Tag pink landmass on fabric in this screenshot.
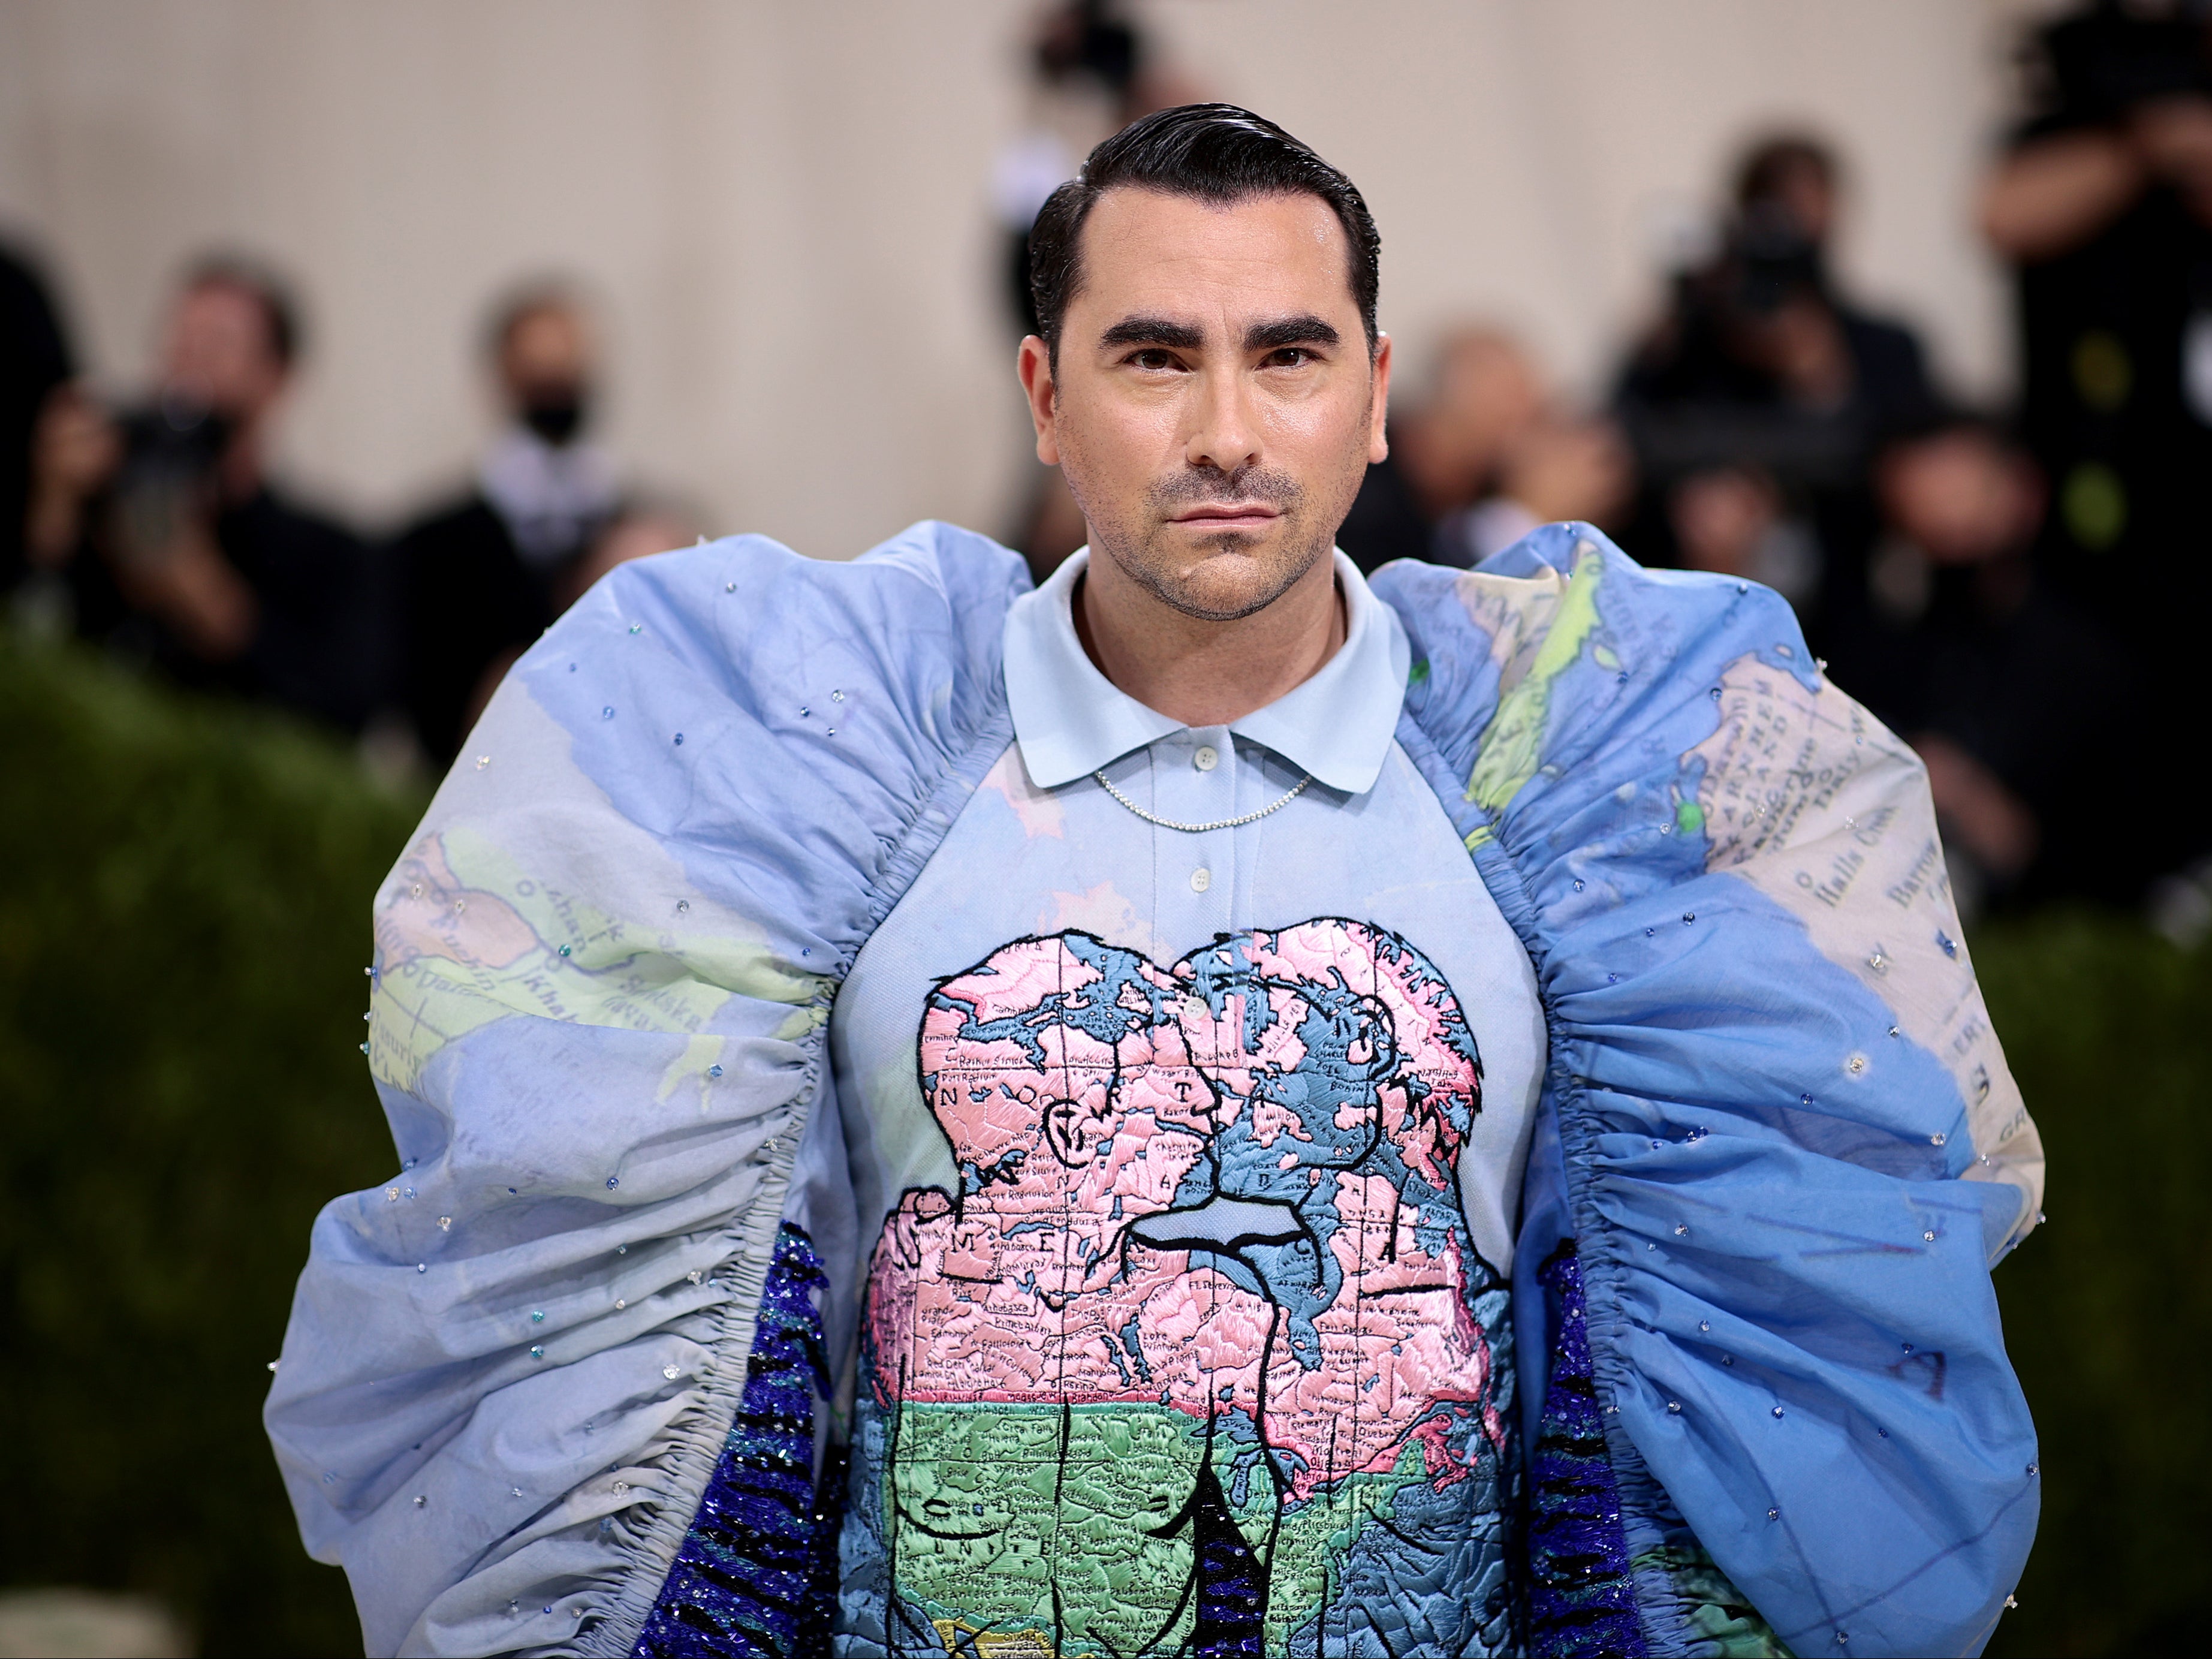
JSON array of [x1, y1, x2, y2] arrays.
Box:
[[863, 921, 1502, 1503]]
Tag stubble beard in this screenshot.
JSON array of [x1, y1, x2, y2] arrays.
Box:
[[1061, 378, 1376, 622], [1072, 463, 1339, 624]]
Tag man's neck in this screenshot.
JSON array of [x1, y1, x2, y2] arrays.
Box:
[[1072, 545, 1347, 728]]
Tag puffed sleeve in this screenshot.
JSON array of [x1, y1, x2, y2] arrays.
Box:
[[263, 523, 1026, 1655], [1381, 525, 2041, 1658]]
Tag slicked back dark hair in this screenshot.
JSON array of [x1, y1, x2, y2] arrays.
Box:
[[1028, 103, 1381, 368]]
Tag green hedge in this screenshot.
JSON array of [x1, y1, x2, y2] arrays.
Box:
[[0, 639, 417, 1655], [0, 639, 2202, 1655], [1975, 914, 2210, 1656]]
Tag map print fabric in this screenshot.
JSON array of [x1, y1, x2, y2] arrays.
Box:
[[848, 922, 1512, 1655], [821, 549, 1546, 1655]]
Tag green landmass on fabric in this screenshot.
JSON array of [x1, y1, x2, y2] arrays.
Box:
[[1631, 1541, 1795, 1657], [1461, 544, 1607, 849], [369, 823, 827, 1094], [890, 1403, 1198, 1659], [887, 1401, 1429, 1659]]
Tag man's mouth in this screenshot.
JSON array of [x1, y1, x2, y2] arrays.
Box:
[[1172, 503, 1282, 532]]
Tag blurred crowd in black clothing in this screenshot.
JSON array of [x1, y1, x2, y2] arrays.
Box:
[[1329, 2, 2212, 925], [0, 252, 695, 775], [5, 0, 2210, 922]]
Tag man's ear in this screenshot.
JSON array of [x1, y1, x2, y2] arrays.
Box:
[[1369, 332, 1393, 465], [1018, 335, 1061, 466]]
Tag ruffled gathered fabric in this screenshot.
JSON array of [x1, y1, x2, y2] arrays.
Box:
[[264, 523, 1022, 1655], [1379, 525, 2041, 1657]]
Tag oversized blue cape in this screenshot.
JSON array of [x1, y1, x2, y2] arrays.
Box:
[[266, 521, 2042, 1657]]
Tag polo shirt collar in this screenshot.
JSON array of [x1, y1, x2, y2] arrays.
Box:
[[1002, 547, 1410, 796]]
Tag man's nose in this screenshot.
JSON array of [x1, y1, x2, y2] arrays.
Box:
[[1184, 365, 1261, 478]]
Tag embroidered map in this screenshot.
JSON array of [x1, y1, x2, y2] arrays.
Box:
[[843, 920, 1515, 1657]]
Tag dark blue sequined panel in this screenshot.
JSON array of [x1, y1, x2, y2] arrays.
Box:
[[1528, 1244, 1647, 1659], [1189, 1456, 1265, 1657], [635, 1222, 836, 1659]]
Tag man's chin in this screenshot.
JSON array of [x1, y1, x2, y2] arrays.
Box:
[[1134, 528, 1321, 622]]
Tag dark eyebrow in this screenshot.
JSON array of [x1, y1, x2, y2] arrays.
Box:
[[1245, 314, 1340, 353], [1099, 315, 1205, 351]]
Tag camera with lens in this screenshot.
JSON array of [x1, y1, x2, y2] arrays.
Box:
[[103, 395, 232, 575], [1618, 209, 1860, 495], [1714, 204, 1827, 323]]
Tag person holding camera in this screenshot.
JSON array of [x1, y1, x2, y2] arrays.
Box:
[[1614, 136, 1937, 639], [1982, 1, 2212, 565], [22, 256, 376, 733], [1981, 0, 2212, 901]]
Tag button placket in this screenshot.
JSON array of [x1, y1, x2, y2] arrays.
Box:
[[1149, 728, 1238, 934]]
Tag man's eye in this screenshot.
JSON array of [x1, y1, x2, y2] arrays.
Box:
[[1128, 349, 1182, 371], [1265, 347, 1316, 368]]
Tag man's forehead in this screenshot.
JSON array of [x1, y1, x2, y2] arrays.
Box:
[[1074, 186, 1355, 320], [178, 282, 263, 326]]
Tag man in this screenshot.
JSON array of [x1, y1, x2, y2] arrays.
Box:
[[396, 285, 622, 763], [1830, 410, 2130, 914], [1335, 326, 1542, 573], [1979, 0, 2212, 897], [269, 107, 2041, 1658], [23, 257, 377, 731], [1614, 134, 1937, 639], [1336, 327, 1631, 578]]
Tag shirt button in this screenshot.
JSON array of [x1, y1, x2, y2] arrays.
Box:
[[1193, 745, 1219, 772], [1190, 868, 1212, 893]]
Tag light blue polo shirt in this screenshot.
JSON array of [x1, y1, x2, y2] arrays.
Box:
[[824, 548, 1545, 1657]]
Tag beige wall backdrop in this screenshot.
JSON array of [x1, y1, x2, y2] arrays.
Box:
[[0, 0, 2050, 558]]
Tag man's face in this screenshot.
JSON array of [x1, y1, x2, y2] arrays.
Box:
[[500, 305, 592, 406], [1880, 432, 2040, 565], [1762, 161, 1834, 248], [161, 281, 287, 424], [1021, 188, 1389, 622]]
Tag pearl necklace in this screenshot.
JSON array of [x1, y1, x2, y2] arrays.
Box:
[[1090, 769, 1312, 833]]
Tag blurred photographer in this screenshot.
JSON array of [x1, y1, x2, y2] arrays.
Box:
[[1337, 326, 1634, 573], [22, 256, 376, 732], [2, 238, 76, 598], [1981, 2, 2212, 893], [1831, 411, 2135, 915], [393, 284, 622, 765], [997, 1, 1207, 579], [1615, 135, 1936, 636]]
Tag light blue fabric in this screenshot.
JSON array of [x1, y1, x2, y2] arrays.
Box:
[[267, 518, 2039, 1658], [265, 523, 1022, 1655], [1378, 526, 2040, 1656]]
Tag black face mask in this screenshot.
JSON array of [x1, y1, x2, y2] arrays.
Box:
[[522, 389, 587, 446]]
